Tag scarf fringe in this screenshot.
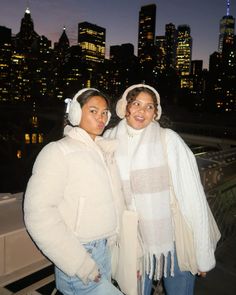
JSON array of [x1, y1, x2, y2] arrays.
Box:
[[145, 250, 175, 280]]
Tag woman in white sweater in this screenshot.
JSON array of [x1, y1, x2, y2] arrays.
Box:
[[104, 84, 221, 295], [24, 88, 124, 295]]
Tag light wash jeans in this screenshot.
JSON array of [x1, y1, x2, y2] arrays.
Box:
[[144, 250, 196, 295], [55, 239, 123, 295]]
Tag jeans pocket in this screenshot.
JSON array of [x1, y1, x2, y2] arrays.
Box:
[[55, 267, 97, 293]]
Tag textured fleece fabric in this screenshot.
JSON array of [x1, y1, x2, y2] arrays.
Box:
[[24, 127, 124, 283]]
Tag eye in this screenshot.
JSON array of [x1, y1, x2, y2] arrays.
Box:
[[147, 105, 154, 110], [132, 101, 140, 107], [102, 110, 109, 116], [90, 109, 97, 114]]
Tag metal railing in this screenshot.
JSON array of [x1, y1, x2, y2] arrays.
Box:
[[207, 178, 236, 244]]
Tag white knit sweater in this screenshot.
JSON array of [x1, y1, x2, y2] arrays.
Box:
[[165, 128, 218, 271]]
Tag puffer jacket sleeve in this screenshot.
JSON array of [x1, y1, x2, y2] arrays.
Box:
[[165, 129, 219, 272], [23, 142, 98, 283]]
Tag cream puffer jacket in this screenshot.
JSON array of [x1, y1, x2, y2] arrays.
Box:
[[24, 126, 124, 283]]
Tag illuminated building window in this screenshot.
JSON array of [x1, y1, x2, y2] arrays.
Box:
[[32, 116, 38, 127], [39, 133, 43, 143], [16, 150, 22, 159], [25, 133, 30, 144], [86, 80, 91, 88], [32, 133, 37, 144]]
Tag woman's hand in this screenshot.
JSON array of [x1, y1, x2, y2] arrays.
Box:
[[198, 272, 207, 278], [93, 272, 101, 282], [137, 270, 141, 280]]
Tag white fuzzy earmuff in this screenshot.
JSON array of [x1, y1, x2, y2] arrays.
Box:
[[105, 111, 111, 126], [116, 84, 162, 121]]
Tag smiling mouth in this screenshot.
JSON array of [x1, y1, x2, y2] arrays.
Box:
[[134, 116, 145, 122]]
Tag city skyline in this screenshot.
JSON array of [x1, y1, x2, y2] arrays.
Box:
[[0, 0, 236, 69]]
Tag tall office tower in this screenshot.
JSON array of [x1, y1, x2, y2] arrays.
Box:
[[54, 27, 70, 61], [0, 26, 11, 46], [78, 22, 105, 63], [0, 26, 12, 102], [165, 23, 177, 69], [176, 25, 192, 88], [109, 43, 140, 93], [56, 27, 70, 50], [218, 0, 235, 53], [33, 35, 53, 100], [216, 1, 236, 112], [110, 43, 134, 61], [191, 60, 203, 75], [53, 27, 70, 101], [138, 4, 156, 63], [209, 52, 223, 81], [14, 7, 39, 51], [156, 36, 166, 71], [61, 45, 87, 96], [190, 60, 205, 108], [222, 34, 235, 67], [11, 52, 30, 101], [208, 52, 224, 110]]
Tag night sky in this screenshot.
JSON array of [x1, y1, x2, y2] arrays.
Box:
[[0, 0, 235, 69]]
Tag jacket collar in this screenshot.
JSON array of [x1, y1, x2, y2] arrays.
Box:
[[64, 125, 117, 154]]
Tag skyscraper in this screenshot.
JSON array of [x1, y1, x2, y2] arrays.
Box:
[[57, 27, 70, 50], [176, 25, 192, 88], [78, 22, 105, 64], [165, 23, 177, 69], [0, 26, 12, 102], [218, 0, 235, 53], [138, 4, 156, 63], [155, 35, 166, 71], [14, 7, 39, 51]]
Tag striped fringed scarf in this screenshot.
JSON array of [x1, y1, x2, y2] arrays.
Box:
[[114, 120, 175, 280]]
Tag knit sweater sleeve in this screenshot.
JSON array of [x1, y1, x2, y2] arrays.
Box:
[[24, 142, 98, 283], [165, 129, 217, 272]]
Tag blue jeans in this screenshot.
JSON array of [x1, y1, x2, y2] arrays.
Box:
[[55, 239, 123, 295], [144, 250, 196, 295]]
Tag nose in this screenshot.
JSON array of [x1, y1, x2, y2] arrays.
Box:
[[96, 112, 106, 123], [138, 105, 145, 112]]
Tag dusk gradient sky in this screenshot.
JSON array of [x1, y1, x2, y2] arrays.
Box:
[[1, 0, 236, 69]]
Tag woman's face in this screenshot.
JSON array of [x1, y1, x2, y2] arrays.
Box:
[[126, 91, 156, 130], [79, 95, 109, 140]]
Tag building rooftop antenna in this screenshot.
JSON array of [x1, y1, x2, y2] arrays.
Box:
[[226, 0, 230, 16]]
